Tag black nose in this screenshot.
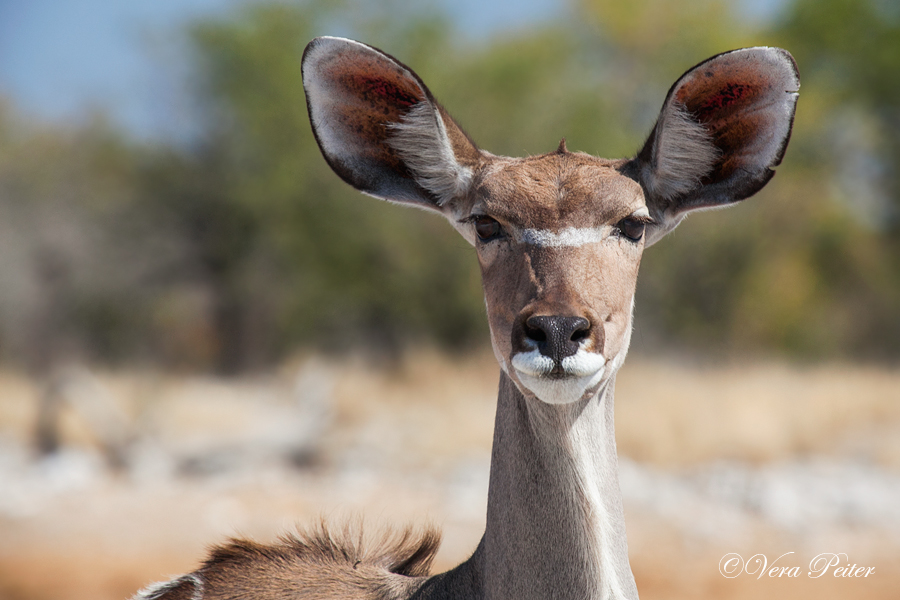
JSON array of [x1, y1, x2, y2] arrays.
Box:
[[524, 315, 591, 363]]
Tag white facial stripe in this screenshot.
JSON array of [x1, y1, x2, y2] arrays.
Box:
[[520, 226, 611, 247]]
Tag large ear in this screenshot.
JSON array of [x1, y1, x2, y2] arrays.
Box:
[[625, 47, 799, 246], [302, 36, 481, 211]]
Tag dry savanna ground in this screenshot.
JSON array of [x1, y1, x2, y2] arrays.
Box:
[[1, 351, 899, 600]]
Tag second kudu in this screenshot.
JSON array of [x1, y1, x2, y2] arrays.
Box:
[[134, 37, 799, 600]]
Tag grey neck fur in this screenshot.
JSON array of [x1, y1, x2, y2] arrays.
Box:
[[411, 372, 638, 600]]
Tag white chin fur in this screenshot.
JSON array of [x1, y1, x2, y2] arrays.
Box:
[[511, 348, 607, 404]]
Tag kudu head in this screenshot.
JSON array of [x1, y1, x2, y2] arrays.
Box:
[[302, 37, 798, 405]]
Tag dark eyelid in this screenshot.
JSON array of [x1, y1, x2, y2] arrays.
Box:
[[460, 214, 493, 224], [460, 214, 651, 227], [470, 215, 505, 243], [625, 213, 654, 225]]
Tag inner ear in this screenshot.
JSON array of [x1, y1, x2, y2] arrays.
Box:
[[674, 48, 799, 201], [302, 37, 480, 211], [303, 37, 430, 204], [634, 47, 800, 215]]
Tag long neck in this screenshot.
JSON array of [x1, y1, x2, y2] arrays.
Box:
[[481, 371, 637, 600], [412, 371, 638, 600]]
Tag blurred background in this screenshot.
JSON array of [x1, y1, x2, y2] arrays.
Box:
[[0, 0, 898, 599]]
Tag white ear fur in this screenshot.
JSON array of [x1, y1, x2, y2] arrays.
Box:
[[302, 36, 476, 210], [634, 46, 799, 247], [640, 105, 721, 248], [388, 103, 474, 206], [640, 104, 721, 203]]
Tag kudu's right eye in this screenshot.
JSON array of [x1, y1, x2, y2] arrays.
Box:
[[616, 217, 646, 242], [474, 216, 504, 242]]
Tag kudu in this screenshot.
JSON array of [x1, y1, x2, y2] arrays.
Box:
[[133, 37, 798, 600]]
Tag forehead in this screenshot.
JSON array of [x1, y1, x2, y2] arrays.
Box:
[[473, 152, 645, 229]]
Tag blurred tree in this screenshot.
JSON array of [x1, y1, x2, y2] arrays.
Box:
[[1, 0, 898, 371], [767, 0, 900, 357], [0, 105, 187, 369], [184, 1, 487, 370], [577, 0, 900, 359]]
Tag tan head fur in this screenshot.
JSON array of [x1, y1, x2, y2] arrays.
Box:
[[302, 36, 798, 407]]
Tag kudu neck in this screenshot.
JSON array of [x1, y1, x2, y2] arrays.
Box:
[[479, 370, 637, 600]]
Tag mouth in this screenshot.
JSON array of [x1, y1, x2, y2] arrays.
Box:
[[546, 365, 567, 379], [510, 348, 607, 404]]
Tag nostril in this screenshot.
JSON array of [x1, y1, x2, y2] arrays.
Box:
[[570, 327, 589, 343], [525, 324, 547, 343], [524, 315, 591, 357]]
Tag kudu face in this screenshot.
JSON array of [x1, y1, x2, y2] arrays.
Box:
[[302, 37, 799, 405], [459, 154, 647, 404]]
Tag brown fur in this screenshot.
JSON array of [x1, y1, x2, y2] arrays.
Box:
[[462, 152, 644, 373], [136, 522, 440, 600], [132, 38, 798, 600]]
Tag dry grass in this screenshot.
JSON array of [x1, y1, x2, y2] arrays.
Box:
[[1, 351, 899, 600], [616, 359, 900, 467]]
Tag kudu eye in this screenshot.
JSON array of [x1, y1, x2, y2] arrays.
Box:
[[474, 216, 504, 242], [617, 217, 646, 242]]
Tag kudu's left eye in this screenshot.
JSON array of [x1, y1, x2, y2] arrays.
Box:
[[474, 216, 504, 242], [617, 217, 646, 242]]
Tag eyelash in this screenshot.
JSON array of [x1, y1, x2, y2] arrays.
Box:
[[615, 216, 653, 242], [464, 215, 506, 242], [462, 214, 653, 243]]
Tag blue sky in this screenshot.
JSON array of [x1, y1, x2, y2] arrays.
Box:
[[0, 0, 565, 140], [0, 0, 784, 141]]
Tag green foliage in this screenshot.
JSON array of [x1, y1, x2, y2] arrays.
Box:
[[183, 2, 488, 368], [775, 0, 900, 229], [0, 108, 184, 368], [577, 0, 900, 359], [1, 0, 898, 370]]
